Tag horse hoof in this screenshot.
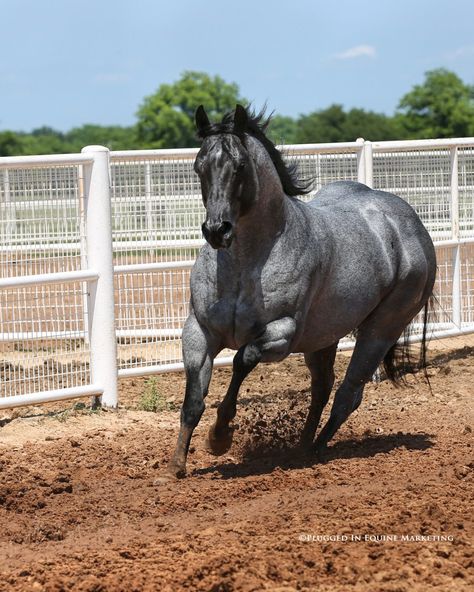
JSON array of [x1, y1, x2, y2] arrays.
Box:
[[206, 424, 234, 456], [153, 464, 186, 485], [299, 436, 315, 453], [313, 441, 328, 462]]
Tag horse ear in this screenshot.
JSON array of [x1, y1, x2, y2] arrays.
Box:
[[233, 104, 248, 134], [195, 105, 210, 135]]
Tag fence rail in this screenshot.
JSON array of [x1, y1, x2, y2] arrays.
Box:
[[1, 138, 474, 409]]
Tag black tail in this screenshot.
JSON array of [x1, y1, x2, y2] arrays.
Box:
[[382, 295, 434, 386]]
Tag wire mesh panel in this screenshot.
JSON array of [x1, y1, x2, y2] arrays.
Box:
[[462, 242, 474, 326], [0, 281, 90, 399], [110, 153, 202, 373], [431, 245, 456, 328], [458, 146, 474, 238], [109, 144, 474, 375], [115, 268, 191, 371], [286, 148, 359, 201], [110, 156, 202, 265], [0, 160, 93, 404], [0, 165, 83, 278], [372, 149, 452, 239]]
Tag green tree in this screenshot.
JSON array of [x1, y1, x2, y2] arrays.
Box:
[[295, 104, 347, 143], [65, 124, 138, 151], [397, 68, 474, 138], [294, 104, 402, 143], [343, 108, 405, 141], [267, 115, 298, 145], [136, 71, 246, 148], [0, 131, 23, 156], [19, 127, 70, 155]]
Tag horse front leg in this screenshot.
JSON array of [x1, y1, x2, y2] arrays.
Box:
[[165, 314, 220, 479], [207, 317, 296, 456], [206, 344, 260, 455]]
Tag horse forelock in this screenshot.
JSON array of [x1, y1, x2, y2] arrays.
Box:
[[200, 134, 246, 168]]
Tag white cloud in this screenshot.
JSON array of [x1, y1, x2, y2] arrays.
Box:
[[444, 45, 474, 60], [333, 45, 376, 60]]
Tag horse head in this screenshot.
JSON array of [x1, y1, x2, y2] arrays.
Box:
[[194, 105, 259, 249]]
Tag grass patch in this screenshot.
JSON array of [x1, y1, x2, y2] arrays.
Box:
[[138, 377, 175, 412]]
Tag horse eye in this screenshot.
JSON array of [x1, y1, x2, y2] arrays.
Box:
[[236, 162, 246, 174]]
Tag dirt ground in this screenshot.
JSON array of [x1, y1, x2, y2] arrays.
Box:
[[0, 337, 472, 591]]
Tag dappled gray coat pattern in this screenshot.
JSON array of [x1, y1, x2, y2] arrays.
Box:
[[163, 105, 436, 479]]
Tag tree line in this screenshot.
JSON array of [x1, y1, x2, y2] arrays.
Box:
[[1, 68, 473, 156]]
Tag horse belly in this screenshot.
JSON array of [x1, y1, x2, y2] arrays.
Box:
[[293, 287, 383, 352]]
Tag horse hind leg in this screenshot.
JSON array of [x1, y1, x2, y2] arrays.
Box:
[[300, 342, 338, 449], [314, 335, 396, 454], [314, 273, 434, 455]]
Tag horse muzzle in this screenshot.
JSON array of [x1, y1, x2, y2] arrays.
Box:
[[201, 221, 234, 249]]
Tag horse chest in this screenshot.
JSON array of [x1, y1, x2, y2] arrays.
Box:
[[206, 268, 300, 347]]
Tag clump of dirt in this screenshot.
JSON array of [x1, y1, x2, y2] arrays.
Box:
[[237, 390, 308, 460]]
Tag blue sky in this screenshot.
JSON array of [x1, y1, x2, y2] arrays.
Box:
[[1, 0, 474, 131]]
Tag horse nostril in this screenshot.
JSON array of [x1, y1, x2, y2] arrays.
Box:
[[219, 221, 233, 236], [202, 220, 233, 247]]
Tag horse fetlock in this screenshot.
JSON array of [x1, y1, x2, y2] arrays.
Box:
[[313, 440, 329, 463], [299, 428, 316, 450]]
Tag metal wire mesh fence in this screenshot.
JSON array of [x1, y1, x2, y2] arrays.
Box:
[[0, 281, 91, 396], [1, 164, 83, 277], [0, 139, 473, 408]]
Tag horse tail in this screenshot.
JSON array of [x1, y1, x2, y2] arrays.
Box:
[[382, 295, 434, 386]]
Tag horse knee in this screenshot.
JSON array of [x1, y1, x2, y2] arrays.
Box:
[[237, 343, 262, 371], [181, 397, 205, 428]]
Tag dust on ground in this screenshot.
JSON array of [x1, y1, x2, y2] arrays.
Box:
[[0, 336, 473, 591]]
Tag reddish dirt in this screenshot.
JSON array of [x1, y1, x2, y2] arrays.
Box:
[[0, 339, 473, 591]]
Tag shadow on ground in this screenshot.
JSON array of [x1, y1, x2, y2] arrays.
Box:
[[193, 432, 434, 479]]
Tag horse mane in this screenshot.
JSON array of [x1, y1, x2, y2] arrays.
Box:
[[197, 106, 313, 197]]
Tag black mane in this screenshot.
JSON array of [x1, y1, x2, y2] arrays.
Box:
[[197, 106, 313, 197]]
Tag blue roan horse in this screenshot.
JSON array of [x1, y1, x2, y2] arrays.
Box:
[[165, 105, 436, 479]]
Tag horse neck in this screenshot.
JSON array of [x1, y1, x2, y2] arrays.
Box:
[[231, 138, 288, 259]]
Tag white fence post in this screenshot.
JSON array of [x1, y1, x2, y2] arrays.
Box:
[[356, 139, 373, 187], [450, 146, 462, 329], [82, 145, 118, 408], [363, 141, 373, 188], [2, 169, 16, 245], [356, 138, 366, 183]]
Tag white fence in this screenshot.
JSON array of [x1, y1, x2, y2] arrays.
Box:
[[1, 138, 473, 409]]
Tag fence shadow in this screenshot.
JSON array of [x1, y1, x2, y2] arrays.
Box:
[[193, 432, 434, 480]]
